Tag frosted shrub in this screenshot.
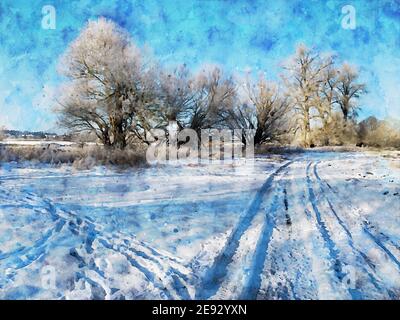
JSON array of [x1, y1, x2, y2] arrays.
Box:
[[358, 118, 400, 149]]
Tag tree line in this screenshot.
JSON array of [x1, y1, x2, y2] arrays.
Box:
[[57, 18, 367, 150]]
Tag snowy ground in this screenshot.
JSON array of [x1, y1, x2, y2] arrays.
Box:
[[0, 151, 399, 300]]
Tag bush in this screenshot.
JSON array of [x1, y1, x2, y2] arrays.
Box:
[[357, 117, 400, 149], [310, 113, 358, 147]]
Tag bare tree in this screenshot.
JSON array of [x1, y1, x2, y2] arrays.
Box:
[[57, 18, 157, 149], [282, 44, 333, 146], [186, 65, 237, 134], [157, 64, 196, 130], [58, 81, 112, 146], [358, 117, 400, 148], [358, 116, 379, 143], [314, 60, 339, 145], [336, 63, 366, 122], [230, 74, 290, 145], [56, 19, 368, 151]]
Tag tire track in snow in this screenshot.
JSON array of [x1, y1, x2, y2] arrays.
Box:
[[283, 187, 292, 226], [314, 162, 400, 273], [240, 165, 295, 299], [196, 161, 293, 300], [363, 226, 400, 270], [306, 161, 358, 298], [239, 185, 283, 299], [313, 161, 400, 298], [310, 162, 387, 298]]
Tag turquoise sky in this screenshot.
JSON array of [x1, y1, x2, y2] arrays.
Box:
[[0, 0, 399, 131]]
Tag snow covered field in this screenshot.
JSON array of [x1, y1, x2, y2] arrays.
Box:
[[0, 151, 399, 300]]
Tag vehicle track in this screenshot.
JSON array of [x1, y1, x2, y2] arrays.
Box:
[[314, 161, 400, 271], [312, 161, 400, 298], [196, 161, 293, 299], [307, 161, 389, 298], [254, 160, 328, 300], [306, 162, 349, 286], [239, 169, 288, 299], [2, 153, 400, 300]]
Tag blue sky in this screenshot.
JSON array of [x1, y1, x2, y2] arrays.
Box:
[[0, 0, 399, 131]]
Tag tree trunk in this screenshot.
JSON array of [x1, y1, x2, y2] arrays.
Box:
[[112, 123, 126, 149], [341, 103, 349, 122], [254, 126, 264, 146], [303, 111, 311, 147], [110, 94, 127, 149], [343, 109, 348, 122], [102, 128, 111, 147]]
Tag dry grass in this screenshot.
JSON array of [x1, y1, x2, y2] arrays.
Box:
[[0, 144, 147, 169], [256, 144, 400, 156]]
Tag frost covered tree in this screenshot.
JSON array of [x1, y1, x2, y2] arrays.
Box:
[[358, 116, 379, 142], [357, 116, 400, 148], [282, 44, 333, 146], [157, 64, 196, 130], [155, 64, 237, 148], [335, 63, 366, 122], [186, 65, 237, 134], [56, 19, 369, 150], [57, 18, 157, 149], [314, 60, 339, 145], [229, 74, 290, 145]]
